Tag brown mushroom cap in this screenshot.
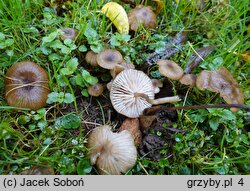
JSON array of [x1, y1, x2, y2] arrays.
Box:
[[5, 61, 50, 110], [87, 83, 103, 97], [110, 61, 135, 78], [87, 125, 137, 175], [97, 49, 123, 69], [85, 51, 98, 67], [157, 59, 184, 80], [151, 79, 163, 93], [128, 5, 157, 31], [196, 67, 244, 111], [60, 27, 78, 41], [179, 74, 197, 86]]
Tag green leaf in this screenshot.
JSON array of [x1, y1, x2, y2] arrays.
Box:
[[0, 39, 14, 49], [56, 74, 68, 87], [42, 31, 59, 43], [64, 93, 75, 103], [66, 58, 78, 71], [77, 158, 92, 175], [0, 32, 5, 41], [84, 24, 98, 39], [209, 118, 220, 131], [90, 44, 103, 53], [47, 92, 59, 104], [81, 89, 89, 97], [60, 68, 71, 75], [85, 75, 98, 85], [78, 45, 87, 52], [55, 113, 80, 129]]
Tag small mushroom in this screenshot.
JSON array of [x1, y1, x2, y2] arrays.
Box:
[[110, 69, 180, 118], [151, 79, 163, 94], [87, 83, 103, 97], [87, 125, 137, 175], [118, 118, 142, 146], [85, 51, 98, 67], [128, 5, 157, 31], [157, 59, 184, 80], [96, 49, 123, 69], [5, 61, 50, 110], [60, 27, 78, 41], [179, 74, 197, 86], [196, 67, 244, 112], [110, 61, 135, 78], [107, 80, 113, 91]]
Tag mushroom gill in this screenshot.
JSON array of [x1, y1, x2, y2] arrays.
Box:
[[87, 125, 137, 175], [110, 69, 180, 118]]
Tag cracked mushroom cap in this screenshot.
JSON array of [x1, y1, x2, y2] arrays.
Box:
[[157, 59, 184, 80], [110, 69, 155, 118], [87, 125, 137, 175], [97, 49, 123, 69], [196, 67, 244, 112]]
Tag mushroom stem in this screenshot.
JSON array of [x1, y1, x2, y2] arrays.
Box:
[[143, 103, 250, 116], [134, 92, 181, 105]]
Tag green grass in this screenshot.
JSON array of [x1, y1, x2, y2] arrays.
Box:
[[0, 0, 249, 175]]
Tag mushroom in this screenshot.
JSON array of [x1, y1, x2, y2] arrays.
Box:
[[110, 61, 135, 78], [60, 27, 78, 41], [96, 49, 123, 69], [151, 79, 163, 94], [110, 69, 181, 118], [87, 83, 103, 97], [85, 51, 98, 67], [157, 59, 184, 80], [196, 67, 244, 112], [118, 118, 142, 146], [128, 5, 157, 31], [179, 74, 197, 86], [5, 61, 50, 110], [87, 125, 137, 175], [107, 80, 113, 91]]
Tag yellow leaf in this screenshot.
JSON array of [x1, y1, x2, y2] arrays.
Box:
[[240, 51, 250, 62], [101, 2, 129, 34]]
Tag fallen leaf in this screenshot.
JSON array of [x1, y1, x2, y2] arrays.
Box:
[[240, 51, 250, 62], [101, 2, 129, 34], [139, 114, 157, 129]]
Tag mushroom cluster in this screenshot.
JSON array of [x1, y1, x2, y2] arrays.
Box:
[[196, 67, 244, 112], [87, 125, 137, 175], [5, 61, 50, 110]]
